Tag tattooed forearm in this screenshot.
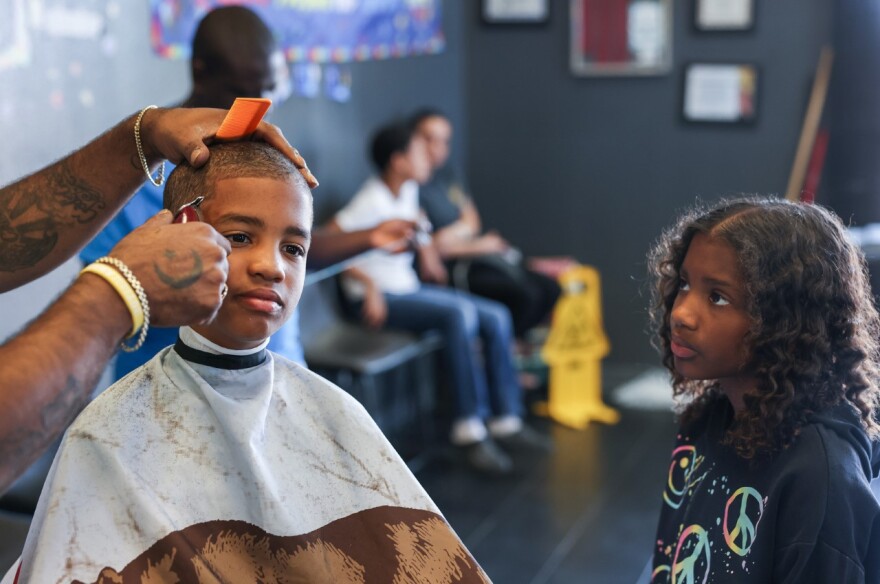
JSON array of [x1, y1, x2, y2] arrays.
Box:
[[40, 375, 89, 432], [0, 375, 88, 493], [0, 158, 106, 272], [154, 249, 204, 289], [37, 159, 106, 224]]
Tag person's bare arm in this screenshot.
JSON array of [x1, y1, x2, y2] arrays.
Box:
[[343, 267, 387, 329], [415, 241, 448, 285], [0, 107, 313, 293], [432, 221, 510, 260], [458, 197, 482, 235], [309, 219, 415, 268], [0, 210, 231, 495]]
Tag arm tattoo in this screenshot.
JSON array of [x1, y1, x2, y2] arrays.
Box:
[[41, 375, 89, 431], [154, 249, 204, 289], [0, 159, 106, 272]]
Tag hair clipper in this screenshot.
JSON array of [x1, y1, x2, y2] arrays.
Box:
[[172, 196, 205, 223]]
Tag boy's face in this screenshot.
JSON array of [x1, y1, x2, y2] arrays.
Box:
[[397, 135, 432, 184], [190, 176, 312, 350]]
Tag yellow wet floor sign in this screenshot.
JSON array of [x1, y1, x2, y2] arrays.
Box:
[[535, 264, 620, 429]]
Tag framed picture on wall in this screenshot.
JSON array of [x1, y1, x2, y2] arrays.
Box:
[[481, 0, 550, 25], [694, 0, 755, 32], [682, 63, 759, 124], [570, 0, 673, 76]]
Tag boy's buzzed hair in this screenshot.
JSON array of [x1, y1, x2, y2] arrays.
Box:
[[369, 120, 415, 173], [164, 142, 309, 213]]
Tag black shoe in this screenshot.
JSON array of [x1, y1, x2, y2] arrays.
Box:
[[495, 425, 554, 454], [459, 439, 514, 475]]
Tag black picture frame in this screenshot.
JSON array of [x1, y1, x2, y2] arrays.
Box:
[[481, 0, 550, 25], [694, 0, 755, 32], [682, 62, 759, 125]]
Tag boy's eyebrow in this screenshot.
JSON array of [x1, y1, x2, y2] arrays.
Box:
[[214, 213, 311, 240], [285, 226, 311, 241]]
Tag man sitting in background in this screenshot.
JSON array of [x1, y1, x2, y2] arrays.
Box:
[[412, 108, 561, 341]]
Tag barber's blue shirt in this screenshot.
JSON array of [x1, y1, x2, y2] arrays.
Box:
[[80, 169, 305, 380]]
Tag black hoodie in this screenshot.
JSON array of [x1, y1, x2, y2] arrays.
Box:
[[652, 398, 880, 583]]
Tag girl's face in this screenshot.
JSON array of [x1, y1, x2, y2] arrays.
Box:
[[670, 233, 755, 404]]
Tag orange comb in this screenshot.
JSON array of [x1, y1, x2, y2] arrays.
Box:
[[215, 97, 272, 140]]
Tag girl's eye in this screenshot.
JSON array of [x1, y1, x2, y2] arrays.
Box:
[[227, 233, 250, 245], [709, 292, 730, 306], [678, 279, 690, 292]]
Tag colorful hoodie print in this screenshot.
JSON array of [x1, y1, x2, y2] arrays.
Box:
[[652, 397, 880, 584]]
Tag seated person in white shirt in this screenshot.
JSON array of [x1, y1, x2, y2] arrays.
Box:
[[323, 120, 552, 476]]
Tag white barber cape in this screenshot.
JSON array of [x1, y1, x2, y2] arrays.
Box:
[[11, 328, 489, 583]]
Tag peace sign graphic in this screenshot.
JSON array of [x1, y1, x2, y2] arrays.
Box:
[[671, 524, 711, 584], [651, 564, 671, 584], [663, 445, 701, 509], [723, 486, 764, 556]]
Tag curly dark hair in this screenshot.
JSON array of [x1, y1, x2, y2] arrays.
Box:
[[649, 197, 880, 459]]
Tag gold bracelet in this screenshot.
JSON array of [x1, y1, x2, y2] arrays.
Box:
[[95, 257, 151, 352], [80, 263, 144, 339], [134, 105, 165, 187]]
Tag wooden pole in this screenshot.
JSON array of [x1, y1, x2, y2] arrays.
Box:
[[786, 46, 834, 202]]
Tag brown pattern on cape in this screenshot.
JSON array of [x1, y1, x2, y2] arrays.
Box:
[[74, 506, 490, 584]]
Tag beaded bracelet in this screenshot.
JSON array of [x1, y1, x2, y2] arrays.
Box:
[[95, 257, 151, 352], [134, 105, 165, 187]]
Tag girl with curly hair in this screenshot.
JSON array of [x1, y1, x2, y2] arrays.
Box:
[[649, 197, 880, 583]]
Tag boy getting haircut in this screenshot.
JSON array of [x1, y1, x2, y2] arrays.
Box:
[[15, 142, 489, 583]]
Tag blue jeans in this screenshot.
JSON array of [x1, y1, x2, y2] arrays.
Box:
[[381, 284, 523, 421]]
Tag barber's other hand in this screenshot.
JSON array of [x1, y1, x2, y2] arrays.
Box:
[[139, 107, 318, 188], [107, 210, 231, 326]]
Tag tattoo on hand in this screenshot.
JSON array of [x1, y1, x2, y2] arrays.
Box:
[[154, 249, 204, 289], [0, 159, 105, 272]]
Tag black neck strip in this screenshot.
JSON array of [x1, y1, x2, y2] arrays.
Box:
[[173, 338, 267, 370]]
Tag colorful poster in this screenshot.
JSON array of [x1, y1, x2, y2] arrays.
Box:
[[150, 0, 444, 63]]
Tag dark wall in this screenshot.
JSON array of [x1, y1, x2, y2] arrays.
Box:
[[462, 0, 832, 363], [824, 0, 880, 225], [270, 2, 467, 224]]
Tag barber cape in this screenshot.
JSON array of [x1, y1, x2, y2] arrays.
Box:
[[12, 328, 489, 584]]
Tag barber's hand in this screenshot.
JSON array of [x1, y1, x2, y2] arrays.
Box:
[[361, 285, 388, 329], [369, 219, 416, 253], [107, 210, 231, 326], [139, 107, 319, 188]]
